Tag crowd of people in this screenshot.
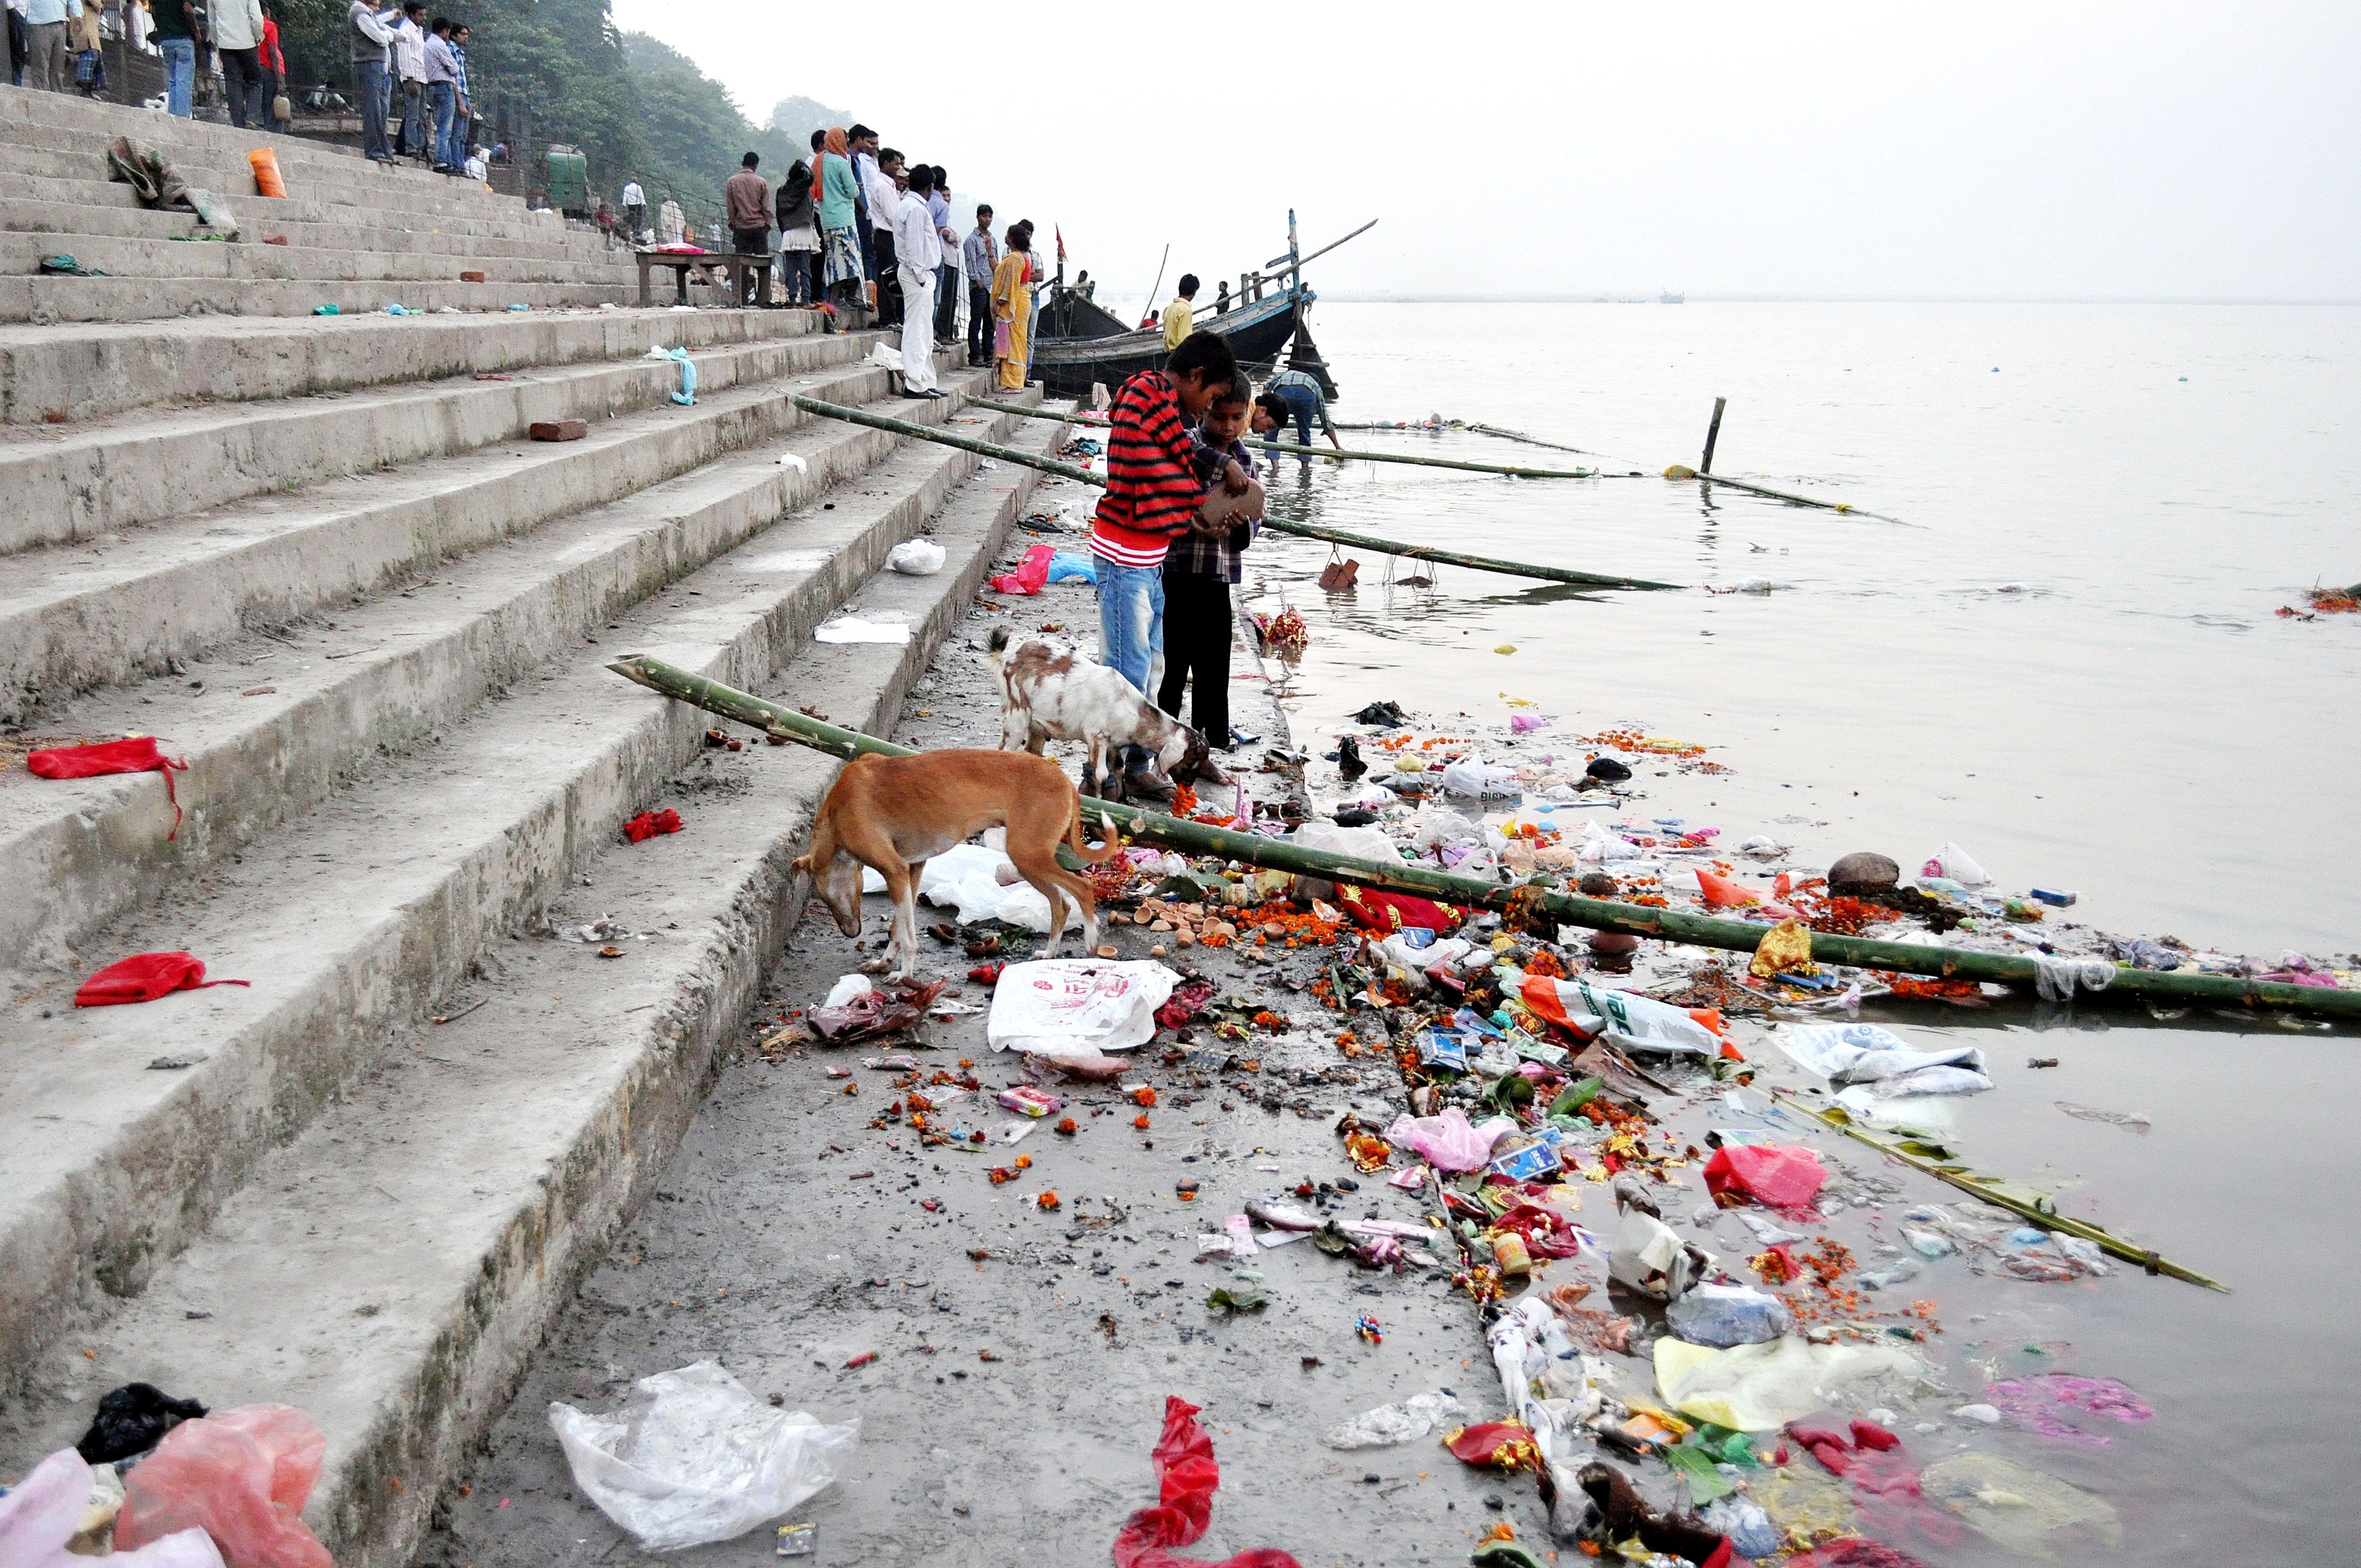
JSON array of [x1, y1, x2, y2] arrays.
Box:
[[618, 124, 1053, 401], [4, 0, 289, 126], [346, 0, 478, 172]]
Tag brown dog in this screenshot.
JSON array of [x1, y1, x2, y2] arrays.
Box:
[[791, 749, 1123, 980]]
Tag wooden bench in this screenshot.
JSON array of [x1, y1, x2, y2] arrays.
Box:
[[634, 250, 772, 308]]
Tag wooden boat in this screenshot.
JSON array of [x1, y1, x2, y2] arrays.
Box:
[[1028, 215, 1370, 401], [1030, 284, 1317, 400]]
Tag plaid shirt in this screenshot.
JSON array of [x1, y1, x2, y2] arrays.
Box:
[[1163, 433, 1261, 582]]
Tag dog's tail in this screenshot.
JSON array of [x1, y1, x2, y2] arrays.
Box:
[[1067, 801, 1126, 864]]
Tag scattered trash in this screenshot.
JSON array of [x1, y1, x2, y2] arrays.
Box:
[[2054, 1101, 2152, 1130], [624, 808, 683, 842], [1922, 1450, 2122, 1558], [1663, 1283, 1794, 1347], [74, 952, 250, 1009], [1321, 1391, 1465, 1449], [548, 1362, 857, 1551], [0, 1448, 224, 1566], [984, 960, 1182, 1060], [1979, 1374, 2153, 1446], [1770, 1023, 1992, 1096], [1652, 1337, 1933, 1431], [888, 538, 946, 576], [1702, 1143, 1827, 1215]]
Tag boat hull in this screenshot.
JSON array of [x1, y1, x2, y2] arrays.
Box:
[[1030, 287, 1315, 400]]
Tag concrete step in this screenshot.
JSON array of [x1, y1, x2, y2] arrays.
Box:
[[0, 96, 576, 222], [0, 302, 820, 426], [1, 320, 847, 552], [0, 344, 905, 721], [0, 229, 634, 288], [0, 366, 980, 976], [0, 395, 1051, 1568], [0, 145, 577, 235], [3, 192, 632, 264], [0, 270, 639, 323]]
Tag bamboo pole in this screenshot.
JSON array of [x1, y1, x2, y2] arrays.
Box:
[[962, 395, 1598, 480], [793, 395, 1682, 590], [1775, 1091, 2227, 1292], [605, 654, 2361, 1026]]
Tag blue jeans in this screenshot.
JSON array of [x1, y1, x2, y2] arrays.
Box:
[[159, 36, 194, 118], [1277, 383, 1319, 445], [1096, 560, 1165, 696], [428, 80, 455, 167], [356, 58, 390, 159]]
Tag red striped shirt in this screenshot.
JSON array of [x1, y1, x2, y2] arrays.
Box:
[[1090, 371, 1204, 568]]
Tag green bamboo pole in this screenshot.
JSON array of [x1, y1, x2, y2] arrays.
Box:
[[965, 395, 1598, 479], [606, 654, 2361, 1026], [1775, 1092, 2227, 1292], [793, 395, 1682, 590], [1664, 464, 1905, 523]]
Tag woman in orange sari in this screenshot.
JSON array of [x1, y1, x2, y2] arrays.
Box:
[[991, 221, 1034, 392]]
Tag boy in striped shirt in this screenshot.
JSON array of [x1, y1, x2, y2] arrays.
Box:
[[1088, 332, 1248, 792]]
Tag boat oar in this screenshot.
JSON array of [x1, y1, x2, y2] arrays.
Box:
[[791, 394, 1679, 590], [965, 395, 1598, 480], [609, 651, 2361, 1028]]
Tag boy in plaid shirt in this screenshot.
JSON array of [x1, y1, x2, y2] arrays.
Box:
[[1157, 383, 1266, 747]]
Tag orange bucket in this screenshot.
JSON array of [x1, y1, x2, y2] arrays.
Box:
[[248, 148, 286, 199]]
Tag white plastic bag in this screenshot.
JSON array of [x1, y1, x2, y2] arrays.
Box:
[[1516, 975, 1729, 1057], [821, 974, 874, 1009], [1772, 1023, 1991, 1095], [1321, 1391, 1465, 1449], [887, 538, 946, 576], [1286, 820, 1402, 865], [0, 1449, 226, 1567], [1609, 1206, 1712, 1300], [1653, 1337, 1931, 1433], [814, 616, 911, 645], [985, 959, 1180, 1058], [1923, 840, 1992, 886], [548, 1362, 858, 1552], [864, 341, 904, 372]]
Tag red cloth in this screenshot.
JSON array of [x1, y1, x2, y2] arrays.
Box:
[[1704, 1143, 1827, 1216], [624, 809, 682, 842], [75, 952, 249, 1008], [1443, 1422, 1541, 1470], [1335, 885, 1460, 935], [1113, 1397, 1301, 1568], [28, 737, 190, 839], [988, 543, 1056, 596]]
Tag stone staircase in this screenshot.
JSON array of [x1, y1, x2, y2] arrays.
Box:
[[0, 82, 639, 321], [0, 78, 1060, 1568]]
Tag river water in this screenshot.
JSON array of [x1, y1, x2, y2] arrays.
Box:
[[1225, 302, 2358, 1561]]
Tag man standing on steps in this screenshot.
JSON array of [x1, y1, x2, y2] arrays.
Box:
[[347, 0, 392, 159], [864, 145, 907, 329], [211, 0, 265, 129], [19, 0, 80, 94], [150, 0, 203, 116], [893, 163, 943, 399], [422, 15, 460, 173], [963, 203, 997, 368], [391, 2, 428, 161], [445, 21, 474, 170], [724, 151, 771, 306], [620, 176, 646, 247]]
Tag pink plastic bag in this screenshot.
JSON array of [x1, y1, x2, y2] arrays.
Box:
[[1703, 1144, 1827, 1216], [1383, 1107, 1512, 1173], [115, 1406, 331, 1568], [0, 1449, 225, 1566], [988, 543, 1056, 596]]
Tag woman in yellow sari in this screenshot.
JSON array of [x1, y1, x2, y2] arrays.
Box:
[[991, 221, 1035, 392]]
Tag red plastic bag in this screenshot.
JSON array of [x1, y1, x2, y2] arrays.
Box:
[[27, 736, 191, 839], [1335, 885, 1460, 935], [1704, 1143, 1827, 1215], [1113, 1397, 1301, 1568], [624, 808, 682, 842], [75, 952, 249, 1008], [988, 543, 1056, 596], [115, 1405, 331, 1568]]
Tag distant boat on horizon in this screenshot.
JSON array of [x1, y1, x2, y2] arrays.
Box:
[[1660, 290, 1685, 304]]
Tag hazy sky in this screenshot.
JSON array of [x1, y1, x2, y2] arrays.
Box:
[[614, 1, 2360, 303]]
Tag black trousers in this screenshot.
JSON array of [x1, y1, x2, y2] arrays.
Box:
[[968, 283, 992, 362], [1156, 571, 1233, 744], [872, 227, 901, 325], [221, 47, 263, 129]]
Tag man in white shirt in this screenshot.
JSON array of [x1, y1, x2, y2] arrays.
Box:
[[389, 1, 427, 160], [619, 178, 645, 246], [893, 164, 943, 398], [864, 144, 907, 329]]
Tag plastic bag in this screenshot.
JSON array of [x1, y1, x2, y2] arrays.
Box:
[[1666, 1282, 1795, 1347], [1653, 1337, 1931, 1432], [1383, 1107, 1515, 1172], [989, 543, 1055, 595], [862, 841, 1081, 933], [1609, 1205, 1711, 1301], [1286, 820, 1402, 865], [644, 344, 697, 406], [548, 1362, 857, 1553], [1701, 1495, 1782, 1560], [1320, 1391, 1465, 1449], [1771, 1023, 1990, 1094], [1922, 840, 1991, 885], [986, 960, 1181, 1059], [1517, 975, 1731, 1057], [1112, 1398, 1299, 1568], [1703, 1144, 1827, 1215], [114, 1406, 330, 1568], [1921, 1451, 2121, 1558], [0, 1449, 224, 1567], [246, 148, 285, 198], [886, 538, 945, 575], [1046, 551, 1097, 583], [1439, 754, 1518, 798], [78, 1382, 209, 1463]]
